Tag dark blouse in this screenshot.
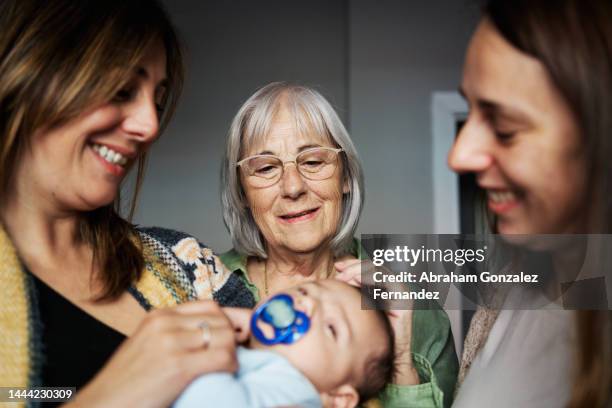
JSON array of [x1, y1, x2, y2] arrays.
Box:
[[31, 273, 126, 407]]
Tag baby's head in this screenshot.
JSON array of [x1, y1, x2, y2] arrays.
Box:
[[250, 280, 395, 408]]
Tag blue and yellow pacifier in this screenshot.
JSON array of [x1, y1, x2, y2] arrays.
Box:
[[250, 293, 310, 345]]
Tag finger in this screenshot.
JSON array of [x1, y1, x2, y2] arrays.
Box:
[[180, 346, 238, 379], [360, 260, 379, 275], [343, 276, 362, 287], [341, 265, 364, 285], [163, 327, 218, 351], [334, 258, 361, 271], [143, 311, 234, 340], [172, 299, 222, 314], [222, 307, 251, 325], [167, 317, 237, 351], [336, 262, 362, 277], [176, 321, 237, 351], [206, 324, 237, 350], [334, 272, 352, 283], [386, 310, 401, 319]]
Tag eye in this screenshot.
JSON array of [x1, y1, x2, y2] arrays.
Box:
[[255, 166, 276, 174], [251, 164, 280, 178], [155, 100, 165, 116], [303, 160, 323, 166], [155, 105, 165, 118], [494, 130, 516, 143], [155, 87, 167, 116], [297, 287, 308, 296], [113, 87, 135, 103], [487, 114, 520, 143], [326, 323, 337, 339]]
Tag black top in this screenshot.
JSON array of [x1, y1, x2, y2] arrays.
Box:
[[31, 273, 126, 407]]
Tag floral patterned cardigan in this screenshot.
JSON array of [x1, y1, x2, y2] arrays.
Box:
[[0, 226, 252, 408]]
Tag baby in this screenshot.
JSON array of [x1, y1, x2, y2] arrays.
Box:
[[174, 280, 395, 408]]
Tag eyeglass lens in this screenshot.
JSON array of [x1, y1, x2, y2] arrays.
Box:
[[243, 148, 339, 187]]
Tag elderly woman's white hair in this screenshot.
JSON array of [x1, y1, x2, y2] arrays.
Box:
[[221, 82, 364, 258]]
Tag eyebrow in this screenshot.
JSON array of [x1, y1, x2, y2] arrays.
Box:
[[458, 86, 530, 124], [256, 143, 323, 156], [136, 66, 168, 88], [315, 281, 354, 344]]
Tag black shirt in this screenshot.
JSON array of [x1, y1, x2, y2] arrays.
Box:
[[31, 273, 126, 407]]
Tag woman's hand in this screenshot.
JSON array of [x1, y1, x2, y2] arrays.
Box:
[[65, 300, 238, 408], [335, 259, 420, 385]]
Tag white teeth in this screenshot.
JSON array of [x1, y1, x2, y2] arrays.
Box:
[[488, 190, 517, 203], [91, 143, 128, 167]]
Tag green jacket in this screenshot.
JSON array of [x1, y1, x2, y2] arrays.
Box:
[[220, 243, 458, 408]]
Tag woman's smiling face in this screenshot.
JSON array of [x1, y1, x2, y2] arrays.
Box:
[[448, 19, 588, 235], [13, 44, 167, 213], [240, 103, 347, 255]]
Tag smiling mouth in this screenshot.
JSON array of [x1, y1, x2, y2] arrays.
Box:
[[91, 143, 129, 167], [486, 189, 521, 213], [279, 208, 319, 221], [488, 190, 516, 203]]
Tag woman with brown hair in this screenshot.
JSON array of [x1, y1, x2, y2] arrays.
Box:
[[448, 0, 611, 406], [0, 0, 253, 406]]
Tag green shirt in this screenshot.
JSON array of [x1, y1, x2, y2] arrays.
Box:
[[220, 242, 458, 408]]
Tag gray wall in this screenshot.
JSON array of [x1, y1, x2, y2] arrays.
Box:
[[134, 0, 478, 252], [350, 0, 478, 236]]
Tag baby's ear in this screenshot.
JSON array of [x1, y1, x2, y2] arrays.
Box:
[[221, 307, 251, 343], [320, 384, 359, 408]]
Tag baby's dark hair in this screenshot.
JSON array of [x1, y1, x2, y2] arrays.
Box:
[[350, 284, 397, 403]]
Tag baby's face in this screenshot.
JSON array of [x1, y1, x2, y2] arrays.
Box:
[[250, 280, 388, 393]]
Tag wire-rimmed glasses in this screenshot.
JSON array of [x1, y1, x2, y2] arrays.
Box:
[[237, 147, 343, 188]]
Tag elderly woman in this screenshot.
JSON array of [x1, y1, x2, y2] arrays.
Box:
[[220, 82, 458, 407]]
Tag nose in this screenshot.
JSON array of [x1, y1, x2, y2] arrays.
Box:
[[279, 163, 307, 199], [121, 95, 160, 143], [447, 115, 494, 174]]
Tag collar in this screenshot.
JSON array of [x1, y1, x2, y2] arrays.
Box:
[[219, 238, 366, 302]]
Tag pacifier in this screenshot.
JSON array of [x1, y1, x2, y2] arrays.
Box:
[[250, 293, 310, 345]]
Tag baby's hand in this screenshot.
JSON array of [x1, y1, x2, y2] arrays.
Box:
[[222, 307, 252, 344]]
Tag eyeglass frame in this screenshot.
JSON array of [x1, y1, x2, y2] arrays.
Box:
[[236, 146, 344, 183]]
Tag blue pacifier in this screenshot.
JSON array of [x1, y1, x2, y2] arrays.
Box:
[[251, 293, 310, 345]]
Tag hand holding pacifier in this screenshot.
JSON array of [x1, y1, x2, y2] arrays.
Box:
[[250, 294, 310, 345]]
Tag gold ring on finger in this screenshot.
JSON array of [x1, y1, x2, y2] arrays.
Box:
[[198, 321, 212, 349]]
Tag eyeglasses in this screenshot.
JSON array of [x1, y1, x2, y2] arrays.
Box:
[[237, 147, 344, 188]]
